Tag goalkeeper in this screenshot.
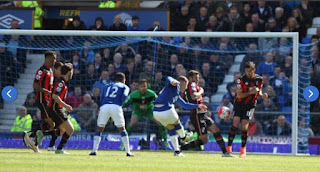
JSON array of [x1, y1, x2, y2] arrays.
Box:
[[122, 79, 171, 150]]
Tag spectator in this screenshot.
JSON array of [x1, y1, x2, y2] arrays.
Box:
[[81, 63, 98, 91], [265, 17, 282, 32], [201, 62, 214, 95], [251, 13, 265, 32], [93, 70, 112, 92], [224, 7, 245, 32], [24, 92, 37, 116], [283, 55, 293, 77], [269, 66, 284, 96], [196, 6, 209, 31], [252, 0, 273, 24], [115, 43, 135, 59], [0, 41, 15, 86], [127, 16, 142, 31], [187, 17, 201, 31], [267, 115, 292, 136], [227, 72, 241, 95], [277, 0, 292, 19], [279, 38, 291, 56], [164, 54, 179, 76], [174, 6, 190, 31], [80, 41, 95, 64], [248, 115, 263, 136], [240, 3, 252, 25], [92, 87, 101, 107], [152, 71, 165, 94], [139, 61, 153, 82], [209, 53, 226, 86], [176, 42, 191, 68], [113, 53, 126, 73], [129, 80, 139, 93], [206, 15, 221, 31], [256, 52, 277, 76], [275, 7, 287, 29], [240, 43, 262, 73], [286, 17, 305, 41], [218, 42, 234, 68], [77, 94, 98, 132], [214, 7, 229, 31], [66, 16, 86, 30], [133, 53, 143, 73], [89, 17, 108, 30], [107, 63, 116, 81], [102, 47, 113, 65], [255, 98, 278, 124], [65, 86, 84, 108], [11, 106, 32, 132], [297, 0, 313, 29], [282, 75, 293, 106], [109, 15, 127, 31], [93, 52, 105, 75], [272, 48, 285, 67], [125, 59, 138, 86], [147, 20, 165, 31], [71, 51, 86, 75]]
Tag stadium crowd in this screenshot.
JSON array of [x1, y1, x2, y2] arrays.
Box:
[[1, 1, 320, 137]]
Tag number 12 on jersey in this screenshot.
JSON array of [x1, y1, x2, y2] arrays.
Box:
[[105, 86, 118, 98]]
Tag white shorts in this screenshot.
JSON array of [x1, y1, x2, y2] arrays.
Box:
[[153, 106, 179, 127], [97, 104, 125, 128]]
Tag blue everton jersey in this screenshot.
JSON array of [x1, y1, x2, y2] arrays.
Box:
[[154, 76, 198, 112], [101, 82, 130, 106]]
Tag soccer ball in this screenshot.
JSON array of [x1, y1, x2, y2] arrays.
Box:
[[218, 106, 230, 120]]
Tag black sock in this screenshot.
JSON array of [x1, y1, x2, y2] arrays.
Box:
[[57, 132, 70, 150], [228, 126, 238, 146], [181, 139, 203, 150], [29, 130, 36, 137], [241, 130, 248, 148], [49, 130, 58, 147], [214, 132, 227, 154]]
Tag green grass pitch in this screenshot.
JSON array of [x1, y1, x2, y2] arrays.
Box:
[[0, 149, 319, 172]]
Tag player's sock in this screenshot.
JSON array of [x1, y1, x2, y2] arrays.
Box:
[[158, 126, 168, 142], [174, 122, 185, 139], [121, 130, 131, 153], [48, 130, 58, 147], [57, 132, 70, 150], [92, 132, 102, 153], [126, 125, 133, 136], [29, 130, 36, 137], [214, 131, 227, 154], [241, 130, 248, 147], [181, 139, 203, 150], [228, 126, 237, 146], [169, 135, 180, 151]]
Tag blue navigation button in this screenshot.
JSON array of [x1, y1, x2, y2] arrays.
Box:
[[303, 86, 319, 102], [1, 86, 18, 102]]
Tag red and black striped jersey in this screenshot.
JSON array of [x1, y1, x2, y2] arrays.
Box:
[[185, 82, 203, 113], [33, 64, 54, 103], [49, 77, 68, 110], [235, 74, 263, 108]]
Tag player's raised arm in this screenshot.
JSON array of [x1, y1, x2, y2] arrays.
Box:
[[166, 76, 180, 86]]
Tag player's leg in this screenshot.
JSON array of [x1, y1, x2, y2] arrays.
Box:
[[240, 118, 250, 158], [227, 113, 241, 153], [47, 129, 59, 151], [90, 105, 109, 155], [181, 113, 205, 150], [127, 111, 140, 136], [56, 119, 74, 154], [112, 105, 133, 156], [151, 116, 171, 150]]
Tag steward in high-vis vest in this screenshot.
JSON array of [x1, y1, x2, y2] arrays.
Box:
[[11, 106, 33, 132], [18, 1, 44, 29]]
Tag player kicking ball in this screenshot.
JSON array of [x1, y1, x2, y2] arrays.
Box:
[[153, 76, 207, 157], [227, 62, 268, 158], [90, 72, 133, 157]]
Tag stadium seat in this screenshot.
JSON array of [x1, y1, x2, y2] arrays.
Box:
[[312, 17, 320, 28], [307, 28, 317, 37], [229, 64, 240, 73], [234, 54, 245, 63], [223, 74, 234, 83], [210, 94, 224, 104], [217, 84, 228, 94]]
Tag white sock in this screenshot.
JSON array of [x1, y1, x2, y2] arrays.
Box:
[[121, 135, 130, 153], [176, 128, 185, 138], [170, 135, 180, 151], [92, 136, 101, 153]]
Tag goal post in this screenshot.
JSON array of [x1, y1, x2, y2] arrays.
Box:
[[0, 29, 307, 155]]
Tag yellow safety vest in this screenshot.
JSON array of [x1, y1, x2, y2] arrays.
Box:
[[99, 1, 115, 8], [11, 114, 33, 132], [21, 1, 43, 29], [68, 115, 81, 132]]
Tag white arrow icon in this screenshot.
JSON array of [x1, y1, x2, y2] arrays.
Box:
[[309, 90, 313, 98], [7, 90, 12, 98]]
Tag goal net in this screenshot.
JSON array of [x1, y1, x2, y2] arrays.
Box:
[[0, 29, 314, 155]]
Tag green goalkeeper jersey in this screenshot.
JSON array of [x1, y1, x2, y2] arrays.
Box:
[[123, 89, 157, 111]]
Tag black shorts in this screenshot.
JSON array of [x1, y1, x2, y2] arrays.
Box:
[[49, 108, 68, 127], [190, 112, 214, 135], [234, 104, 255, 121], [37, 101, 50, 119]]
